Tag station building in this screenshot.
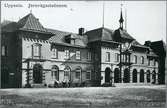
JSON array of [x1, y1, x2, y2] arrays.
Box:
[[1, 12, 162, 88]]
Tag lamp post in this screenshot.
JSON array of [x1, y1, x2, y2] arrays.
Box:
[[119, 42, 132, 83]]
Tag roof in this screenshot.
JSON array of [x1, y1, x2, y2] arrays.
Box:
[[47, 28, 88, 48], [1, 21, 18, 32], [17, 13, 48, 33], [85, 27, 114, 42]]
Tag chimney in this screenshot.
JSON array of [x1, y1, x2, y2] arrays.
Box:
[[144, 41, 151, 47], [78, 28, 84, 35]]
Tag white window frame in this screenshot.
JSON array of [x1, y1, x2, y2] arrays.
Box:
[[32, 43, 41, 57], [1, 45, 6, 56], [87, 52, 91, 60], [106, 52, 110, 62], [86, 70, 91, 80], [76, 50, 81, 60], [65, 50, 70, 59], [75, 68, 81, 79], [141, 56, 144, 64], [115, 53, 120, 62], [51, 48, 58, 58], [134, 55, 137, 64]]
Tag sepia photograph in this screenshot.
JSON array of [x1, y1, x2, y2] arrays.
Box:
[[0, 0, 166, 108]]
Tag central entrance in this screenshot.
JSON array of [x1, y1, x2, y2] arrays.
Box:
[[124, 68, 130, 83], [105, 67, 111, 83], [33, 64, 43, 83]]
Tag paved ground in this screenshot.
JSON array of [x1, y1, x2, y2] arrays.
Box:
[[0, 85, 166, 108]]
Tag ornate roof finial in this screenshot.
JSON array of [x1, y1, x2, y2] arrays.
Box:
[[119, 3, 124, 30], [30, 10, 32, 14]]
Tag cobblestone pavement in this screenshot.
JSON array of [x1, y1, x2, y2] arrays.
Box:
[[0, 85, 166, 108]]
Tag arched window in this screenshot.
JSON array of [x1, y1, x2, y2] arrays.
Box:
[[141, 56, 144, 64], [64, 66, 71, 81], [51, 65, 59, 80], [146, 70, 151, 83]]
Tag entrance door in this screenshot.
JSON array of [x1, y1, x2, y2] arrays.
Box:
[[105, 68, 111, 83], [114, 68, 120, 83], [33, 64, 43, 83], [133, 69, 137, 83], [140, 69, 144, 82], [124, 68, 130, 83], [152, 70, 156, 84]]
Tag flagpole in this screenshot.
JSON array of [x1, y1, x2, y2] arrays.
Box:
[[102, 1, 105, 27]]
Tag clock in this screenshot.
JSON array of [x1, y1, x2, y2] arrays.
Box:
[[122, 42, 131, 51]]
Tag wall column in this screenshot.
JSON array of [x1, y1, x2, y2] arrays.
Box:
[[155, 71, 158, 84], [130, 69, 133, 83], [137, 71, 140, 83], [121, 70, 124, 83], [150, 72, 153, 83], [112, 71, 114, 84], [144, 72, 147, 83]]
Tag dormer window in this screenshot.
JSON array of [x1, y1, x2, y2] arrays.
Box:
[[65, 34, 77, 45], [71, 39, 75, 45]]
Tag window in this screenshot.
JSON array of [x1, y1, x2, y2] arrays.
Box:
[[65, 50, 70, 59], [32, 43, 41, 57], [51, 65, 59, 80], [87, 52, 91, 60], [75, 68, 81, 79], [115, 53, 120, 62], [153, 60, 156, 66], [86, 70, 91, 80], [51, 48, 58, 58], [141, 56, 144, 64], [64, 67, 70, 76], [148, 59, 150, 66], [134, 55, 137, 64], [76, 51, 81, 60], [106, 52, 110, 62], [71, 39, 75, 45], [1, 45, 7, 56]]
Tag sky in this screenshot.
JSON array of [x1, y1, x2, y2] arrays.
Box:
[[1, 1, 166, 44]]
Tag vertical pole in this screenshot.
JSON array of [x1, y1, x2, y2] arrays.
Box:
[[25, 60, 31, 88], [102, 1, 105, 27], [119, 44, 122, 83]]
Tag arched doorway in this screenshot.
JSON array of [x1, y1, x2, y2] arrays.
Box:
[[64, 66, 71, 82], [114, 68, 120, 83], [140, 69, 144, 83], [146, 70, 151, 83], [124, 68, 130, 83], [152, 70, 156, 84], [51, 65, 59, 80], [33, 64, 43, 83], [132, 69, 137, 83], [105, 67, 111, 83]]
